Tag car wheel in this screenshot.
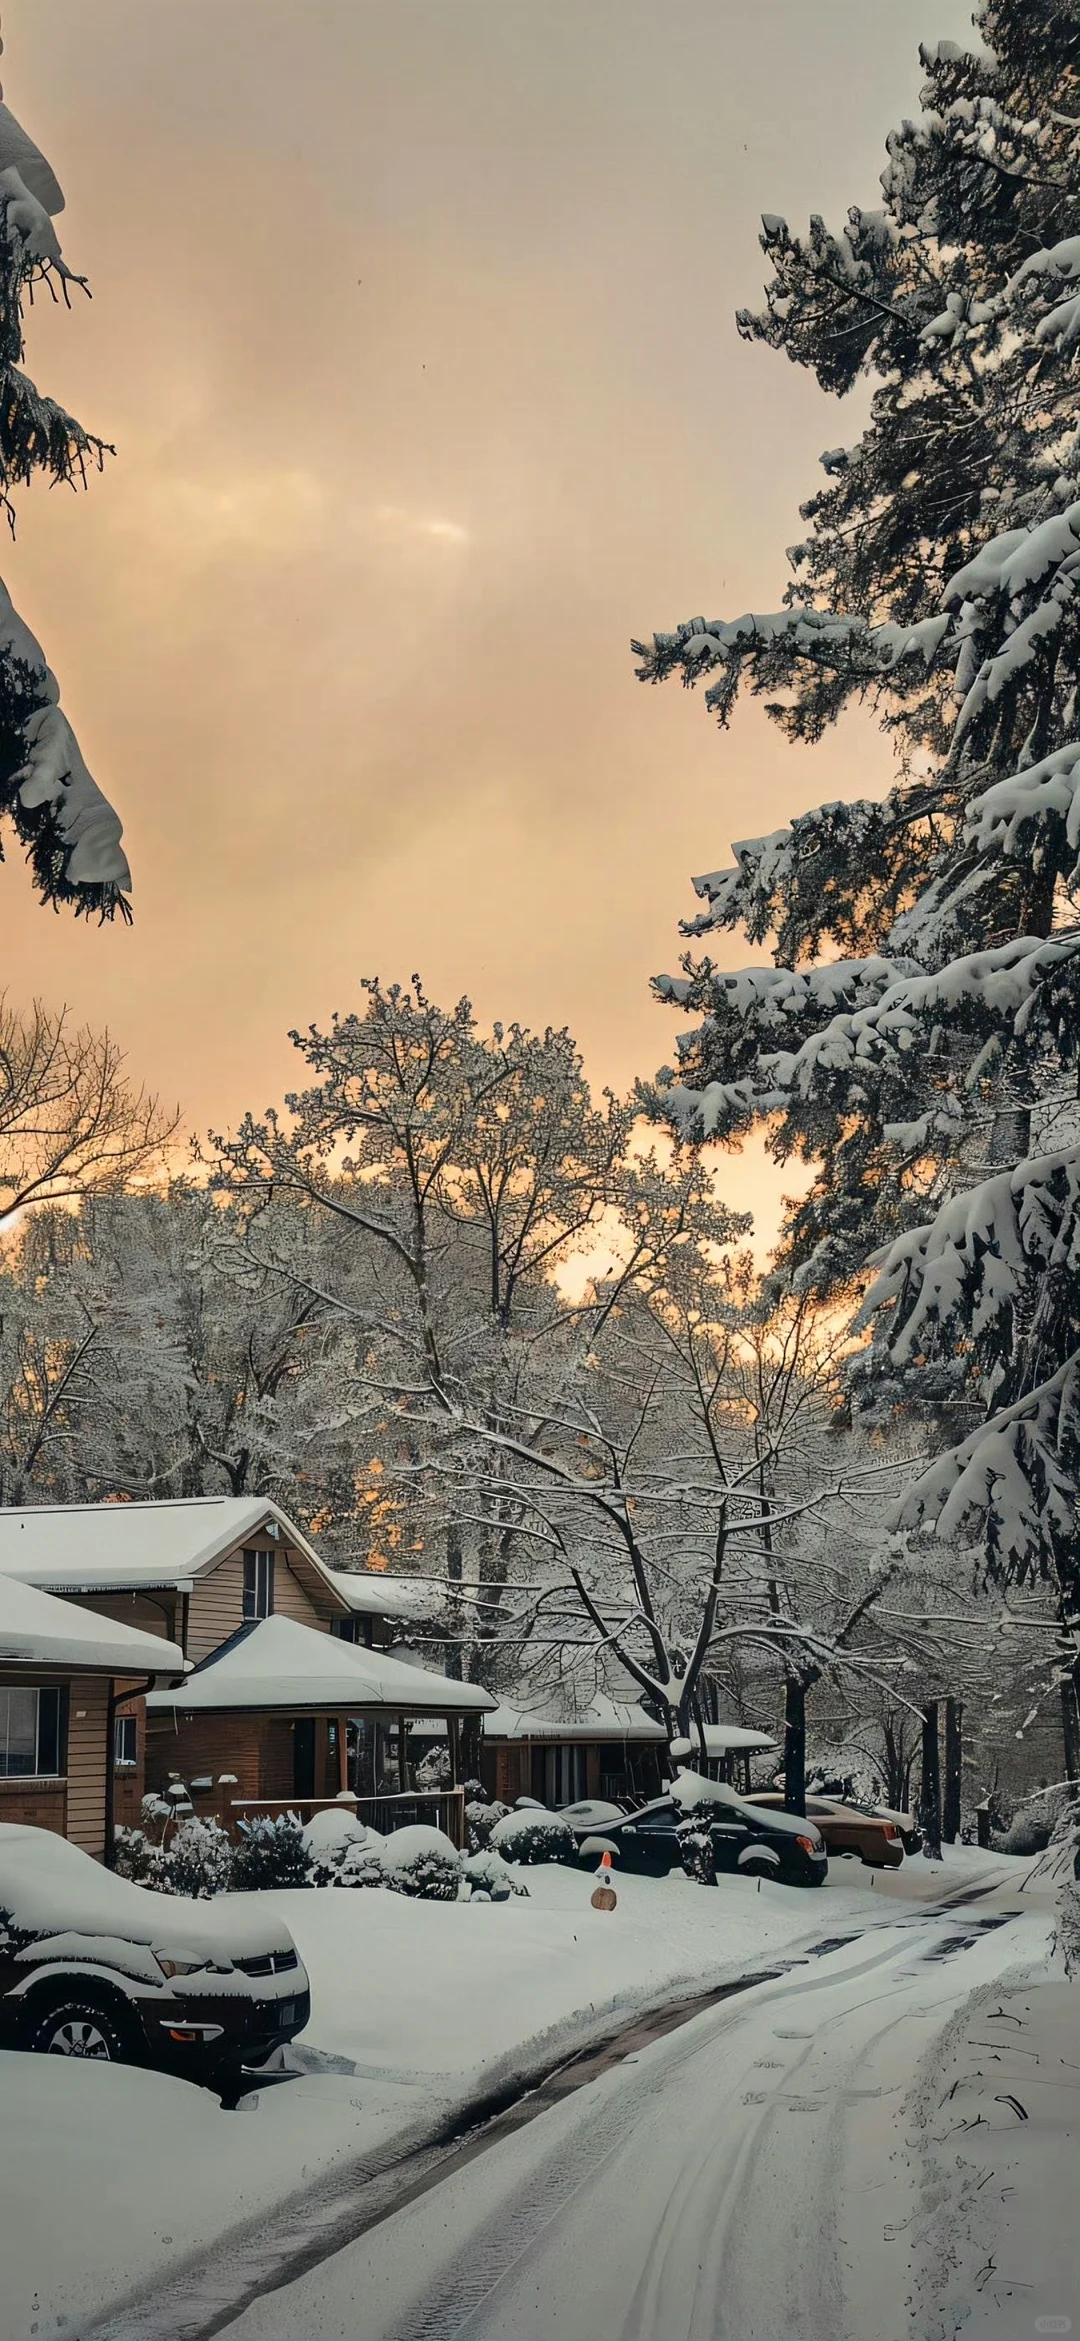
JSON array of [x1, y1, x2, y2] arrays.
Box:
[[25, 1992, 136, 2065], [739, 1854, 780, 1881]]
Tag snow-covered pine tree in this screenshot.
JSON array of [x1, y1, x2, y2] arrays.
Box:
[[0, 88, 128, 912], [634, 6, 1080, 1767]]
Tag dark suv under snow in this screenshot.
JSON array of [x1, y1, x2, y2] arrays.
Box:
[[0, 1824, 309, 2091]]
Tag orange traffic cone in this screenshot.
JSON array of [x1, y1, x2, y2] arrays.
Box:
[[591, 1849, 617, 1912]]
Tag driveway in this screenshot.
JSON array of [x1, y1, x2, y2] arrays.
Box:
[[208, 1860, 1067, 2341]]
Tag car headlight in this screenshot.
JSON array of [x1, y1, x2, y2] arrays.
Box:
[[156, 1955, 205, 1979]]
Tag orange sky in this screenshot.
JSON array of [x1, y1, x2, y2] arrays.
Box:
[[4, 1, 972, 1241]]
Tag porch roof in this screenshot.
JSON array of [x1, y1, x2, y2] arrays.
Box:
[[0, 1572, 186, 1679], [483, 1693, 667, 1745], [670, 1726, 779, 1758], [145, 1613, 495, 1718]]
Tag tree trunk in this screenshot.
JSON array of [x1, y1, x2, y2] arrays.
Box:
[[1062, 1663, 1080, 1785], [919, 1702, 942, 1862], [943, 1698, 963, 1843], [882, 1716, 905, 1812], [444, 1528, 463, 1682], [783, 1676, 808, 1818], [459, 1714, 482, 1790], [986, 1104, 1031, 1166]]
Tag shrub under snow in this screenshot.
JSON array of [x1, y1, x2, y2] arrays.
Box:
[[113, 1827, 161, 1885], [489, 1808, 576, 1866], [461, 1848, 530, 1902], [231, 1812, 309, 1892], [465, 1797, 510, 1852], [380, 1824, 462, 1901], [160, 1816, 234, 1898]]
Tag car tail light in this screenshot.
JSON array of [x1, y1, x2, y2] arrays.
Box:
[[796, 1835, 819, 1856], [882, 1824, 898, 1840]]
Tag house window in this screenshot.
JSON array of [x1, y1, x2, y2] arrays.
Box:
[[0, 1686, 64, 1777], [114, 1713, 138, 1769], [242, 1550, 275, 1620]]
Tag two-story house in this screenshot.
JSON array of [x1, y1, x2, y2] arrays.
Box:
[[0, 1498, 492, 1851]]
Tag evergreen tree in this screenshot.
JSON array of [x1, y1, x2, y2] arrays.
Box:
[[634, 5, 1080, 1751], [0, 89, 128, 912]]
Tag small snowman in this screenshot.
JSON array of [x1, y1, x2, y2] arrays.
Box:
[[590, 1849, 617, 1912]]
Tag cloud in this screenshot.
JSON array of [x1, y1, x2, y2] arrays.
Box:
[[374, 504, 470, 546]]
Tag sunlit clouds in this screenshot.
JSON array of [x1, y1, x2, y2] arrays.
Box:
[[3, 0, 972, 1250]]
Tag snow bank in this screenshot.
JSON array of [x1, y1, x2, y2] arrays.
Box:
[[0, 1862, 880, 2337]]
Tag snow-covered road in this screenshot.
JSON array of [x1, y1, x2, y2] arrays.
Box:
[[218, 1878, 1061, 2341]]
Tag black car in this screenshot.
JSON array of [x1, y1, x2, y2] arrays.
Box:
[[574, 1786, 828, 1887], [0, 1824, 310, 2092]]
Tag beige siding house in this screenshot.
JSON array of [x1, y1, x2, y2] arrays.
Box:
[[0, 1499, 490, 1848], [0, 1572, 184, 1858]]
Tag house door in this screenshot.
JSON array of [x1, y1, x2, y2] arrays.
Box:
[[293, 1719, 316, 1797]]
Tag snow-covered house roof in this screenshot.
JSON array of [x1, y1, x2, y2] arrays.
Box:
[[0, 1497, 353, 1611], [670, 1726, 779, 1759], [0, 1572, 185, 1678], [482, 1693, 667, 1745], [319, 1565, 432, 1623], [145, 1613, 495, 1718]]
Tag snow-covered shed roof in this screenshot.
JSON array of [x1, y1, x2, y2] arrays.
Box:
[[0, 1497, 352, 1611], [319, 1565, 432, 1622], [145, 1613, 495, 1718], [670, 1726, 779, 1759], [0, 1573, 185, 1678], [483, 1693, 667, 1744]]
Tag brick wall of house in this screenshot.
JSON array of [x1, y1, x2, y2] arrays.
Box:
[[145, 1710, 306, 1815], [0, 1776, 66, 1837]]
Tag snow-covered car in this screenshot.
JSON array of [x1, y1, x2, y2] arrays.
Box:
[[868, 1800, 921, 1854], [576, 1790, 828, 1886], [558, 1799, 629, 1835], [0, 1825, 309, 2092], [746, 1793, 904, 1869]]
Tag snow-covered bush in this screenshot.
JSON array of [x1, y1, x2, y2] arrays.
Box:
[[992, 1786, 1071, 1858], [159, 1816, 234, 1898], [993, 1808, 1053, 1857], [231, 1813, 309, 1892], [302, 1805, 382, 1886], [301, 1807, 367, 1859], [461, 1848, 529, 1902], [113, 1827, 162, 1885], [380, 1824, 462, 1901], [465, 1797, 509, 1852], [489, 1808, 575, 1866], [323, 1839, 386, 1889], [672, 1771, 733, 1885], [675, 1816, 717, 1887]]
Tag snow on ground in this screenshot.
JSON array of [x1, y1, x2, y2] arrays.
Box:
[[0, 1859, 883, 2341], [214, 1872, 1063, 2341], [908, 1967, 1080, 2338], [257, 1855, 880, 2088]]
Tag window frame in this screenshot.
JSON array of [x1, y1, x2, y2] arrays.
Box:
[[114, 1712, 138, 1770], [242, 1549, 276, 1621], [0, 1683, 66, 1779]]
